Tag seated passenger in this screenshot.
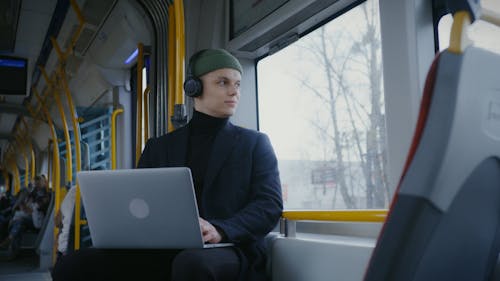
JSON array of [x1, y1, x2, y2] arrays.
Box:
[[0, 187, 28, 243], [0, 175, 51, 250], [27, 175, 51, 227], [52, 49, 283, 281]]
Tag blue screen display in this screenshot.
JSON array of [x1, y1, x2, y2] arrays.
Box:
[[0, 56, 28, 95]]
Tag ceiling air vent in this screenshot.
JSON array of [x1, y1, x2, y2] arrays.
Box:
[[63, 0, 116, 57]]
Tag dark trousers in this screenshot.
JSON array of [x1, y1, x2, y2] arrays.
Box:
[[51, 247, 241, 281]]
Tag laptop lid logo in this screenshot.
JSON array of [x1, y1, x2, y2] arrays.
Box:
[[129, 198, 150, 219]]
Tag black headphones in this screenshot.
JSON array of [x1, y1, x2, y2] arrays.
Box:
[[183, 49, 206, 97]]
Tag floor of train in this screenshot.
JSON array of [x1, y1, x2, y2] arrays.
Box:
[[0, 249, 52, 281]]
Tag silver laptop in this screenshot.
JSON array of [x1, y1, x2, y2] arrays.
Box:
[[77, 167, 233, 249]]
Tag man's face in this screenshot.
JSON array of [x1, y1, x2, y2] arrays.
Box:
[[194, 68, 241, 118]]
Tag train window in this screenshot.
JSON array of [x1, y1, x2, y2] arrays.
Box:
[[257, 0, 388, 210], [437, 0, 500, 53]]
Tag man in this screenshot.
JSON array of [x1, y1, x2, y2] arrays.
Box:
[[52, 49, 282, 281]]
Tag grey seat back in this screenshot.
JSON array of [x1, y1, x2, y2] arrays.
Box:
[[364, 47, 500, 281]]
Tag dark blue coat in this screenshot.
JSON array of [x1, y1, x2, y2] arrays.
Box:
[[137, 121, 283, 281]]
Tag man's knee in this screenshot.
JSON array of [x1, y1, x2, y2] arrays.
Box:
[[171, 248, 240, 281], [52, 249, 103, 281], [171, 249, 215, 280]]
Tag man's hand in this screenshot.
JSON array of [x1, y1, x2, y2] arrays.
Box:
[[198, 217, 222, 244]]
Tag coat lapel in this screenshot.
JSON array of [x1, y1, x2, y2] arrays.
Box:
[[203, 122, 239, 191]]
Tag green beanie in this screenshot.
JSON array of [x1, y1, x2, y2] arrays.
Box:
[[192, 49, 243, 77]]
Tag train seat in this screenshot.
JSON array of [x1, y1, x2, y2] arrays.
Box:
[[364, 12, 500, 281], [270, 233, 374, 281]]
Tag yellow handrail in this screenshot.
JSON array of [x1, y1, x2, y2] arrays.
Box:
[[143, 87, 150, 143], [42, 67, 73, 187], [167, 4, 176, 132], [111, 108, 124, 170], [57, 65, 82, 175], [282, 209, 388, 223], [30, 138, 36, 182], [449, 11, 471, 54], [11, 161, 21, 194], [50, 0, 85, 60], [68, 0, 85, 58], [135, 43, 144, 167], [47, 139, 52, 188], [173, 0, 186, 106]]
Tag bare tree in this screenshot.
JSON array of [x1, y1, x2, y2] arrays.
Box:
[[358, 1, 388, 208], [298, 0, 388, 209]]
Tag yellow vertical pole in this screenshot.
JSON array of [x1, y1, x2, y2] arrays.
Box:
[[58, 66, 82, 173], [135, 43, 144, 166], [55, 92, 72, 184], [167, 4, 176, 133], [111, 109, 124, 170], [173, 0, 186, 106], [48, 140, 53, 188], [12, 162, 21, 194], [143, 87, 150, 143], [30, 146, 36, 181]]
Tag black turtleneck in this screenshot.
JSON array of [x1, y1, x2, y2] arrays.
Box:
[[187, 110, 228, 215]]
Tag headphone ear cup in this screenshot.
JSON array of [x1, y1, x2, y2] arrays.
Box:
[[183, 76, 203, 97]]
